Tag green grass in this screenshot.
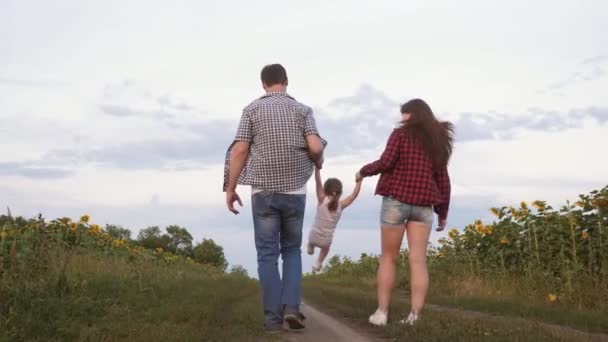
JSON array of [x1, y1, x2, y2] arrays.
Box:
[[303, 278, 608, 342], [427, 292, 608, 334], [1, 247, 272, 342]]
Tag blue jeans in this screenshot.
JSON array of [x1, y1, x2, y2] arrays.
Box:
[[252, 192, 306, 326]]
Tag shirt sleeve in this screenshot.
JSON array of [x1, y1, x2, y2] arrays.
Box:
[[433, 165, 451, 220], [302, 106, 328, 147], [359, 129, 400, 177], [234, 109, 253, 142]]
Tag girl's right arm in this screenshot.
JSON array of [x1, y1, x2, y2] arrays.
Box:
[[315, 167, 325, 205]]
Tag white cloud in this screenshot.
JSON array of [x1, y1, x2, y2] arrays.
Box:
[[2, 0, 607, 277]]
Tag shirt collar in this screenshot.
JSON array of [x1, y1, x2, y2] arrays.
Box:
[[260, 91, 294, 100]]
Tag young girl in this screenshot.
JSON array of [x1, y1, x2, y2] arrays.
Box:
[[307, 166, 362, 273]]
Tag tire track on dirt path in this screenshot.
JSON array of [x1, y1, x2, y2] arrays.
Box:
[[423, 302, 608, 342]]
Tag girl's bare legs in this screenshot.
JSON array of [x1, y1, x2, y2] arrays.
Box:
[[376, 225, 406, 313], [405, 221, 432, 315], [316, 246, 330, 266]]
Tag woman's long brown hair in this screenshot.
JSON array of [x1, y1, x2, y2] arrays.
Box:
[[400, 99, 454, 168]]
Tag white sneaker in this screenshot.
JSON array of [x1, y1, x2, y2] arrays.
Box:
[[368, 309, 387, 326], [306, 243, 314, 255], [399, 312, 418, 326], [312, 262, 322, 273]]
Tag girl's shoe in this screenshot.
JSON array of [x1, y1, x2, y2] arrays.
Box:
[[311, 262, 322, 273], [368, 309, 387, 326], [399, 312, 418, 326]]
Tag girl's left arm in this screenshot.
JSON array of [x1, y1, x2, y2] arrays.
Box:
[[340, 179, 362, 209]]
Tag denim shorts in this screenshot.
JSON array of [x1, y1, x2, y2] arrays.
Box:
[[380, 196, 434, 227]]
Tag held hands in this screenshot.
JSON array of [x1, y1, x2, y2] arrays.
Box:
[[226, 190, 243, 215], [355, 171, 363, 183], [315, 156, 324, 170]]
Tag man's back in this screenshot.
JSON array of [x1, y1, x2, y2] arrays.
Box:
[[235, 92, 317, 192]]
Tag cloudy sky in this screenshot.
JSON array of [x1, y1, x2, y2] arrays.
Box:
[[2, 0, 607, 275]]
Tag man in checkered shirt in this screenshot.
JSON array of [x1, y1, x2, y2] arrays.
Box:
[[224, 64, 325, 332]]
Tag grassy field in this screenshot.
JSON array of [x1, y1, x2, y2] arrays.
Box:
[[0, 215, 272, 342], [302, 186, 608, 341], [2, 186, 606, 341], [303, 279, 607, 342]]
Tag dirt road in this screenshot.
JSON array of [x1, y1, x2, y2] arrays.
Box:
[[282, 302, 386, 342]]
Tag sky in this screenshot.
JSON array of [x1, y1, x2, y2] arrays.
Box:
[[1, 0, 607, 276]]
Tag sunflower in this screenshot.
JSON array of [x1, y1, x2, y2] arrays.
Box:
[[448, 228, 459, 239], [591, 198, 608, 208], [88, 224, 102, 236], [532, 200, 546, 211], [80, 214, 90, 224]]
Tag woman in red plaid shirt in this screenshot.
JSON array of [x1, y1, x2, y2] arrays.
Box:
[[357, 98, 454, 326]]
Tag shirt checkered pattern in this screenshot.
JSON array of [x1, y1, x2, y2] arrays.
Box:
[[359, 129, 451, 220], [223, 92, 323, 192]]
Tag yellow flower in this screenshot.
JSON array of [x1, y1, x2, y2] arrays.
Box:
[[0, 231, 7, 239], [438, 238, 449, 245], [155, 247, 163, 254], [476, 224, 493, 235], [532, 200, 546, 211], [500, 238, 510, 245], [101, 233, 110, 240], [508, 207, 517, 216], [591, 198, 608, 208], [575, 201, 585, 208], [520, 201, 528, 210], [437, 252, 445, 258], [88, 224, 101, 236], [69, 222, 78, 231], [111, 239, 128, 248], [548, 294, 558, 302], [448, 228, 459, 239], [80, 214, 90, 223], [59, 217, 71, 225], [581, 231, 589, 240], [514, 209, 529, 221], [489, 208, 500, 218]]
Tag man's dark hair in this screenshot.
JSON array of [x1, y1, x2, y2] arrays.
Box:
[[261, 64, 288, 86]]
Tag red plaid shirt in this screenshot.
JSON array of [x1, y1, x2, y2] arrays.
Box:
[[359, 129, 451, 220]]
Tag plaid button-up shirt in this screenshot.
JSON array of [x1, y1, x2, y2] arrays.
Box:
[[359, 129, 451, 220], [223, 92, 324, 192]]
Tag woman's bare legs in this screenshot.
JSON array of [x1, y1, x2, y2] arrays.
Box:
[[376, 225, 406, 313], [405, 221, 432, 315]]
